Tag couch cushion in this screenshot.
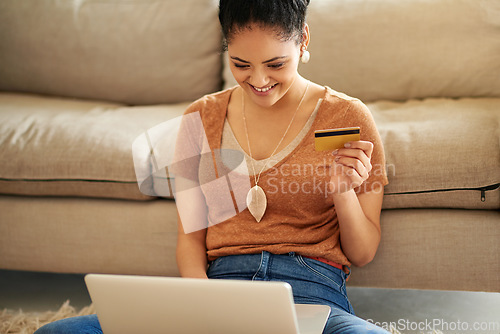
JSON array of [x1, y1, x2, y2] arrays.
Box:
[[0, 195, 180, 276], [223, 0, 500, 102], [370, 98, 500, 209], [349, 209, 500, 292], [0, 93, 188, 200], [2, 93, 498, 208], [0, 0, 222, 105]]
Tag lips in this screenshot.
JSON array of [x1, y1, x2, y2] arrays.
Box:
[[249, 83, 278, 95]]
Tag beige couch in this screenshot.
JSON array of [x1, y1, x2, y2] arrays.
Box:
[[0, 0, 498, 292]]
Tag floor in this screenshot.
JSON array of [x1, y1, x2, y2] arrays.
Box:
[[1, 269, 499, 334]]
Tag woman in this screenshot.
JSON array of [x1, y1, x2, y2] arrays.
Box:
[[176, 0, 389, 333], [35, 0, 389, 333]]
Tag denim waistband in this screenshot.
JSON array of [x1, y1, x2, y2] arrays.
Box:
[[207, 251, 354, 314]]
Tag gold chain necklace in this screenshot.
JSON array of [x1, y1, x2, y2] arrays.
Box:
[[242, 80, 310, 222]]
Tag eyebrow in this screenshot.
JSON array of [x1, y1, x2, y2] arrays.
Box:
[[230, 56, 288, 64]]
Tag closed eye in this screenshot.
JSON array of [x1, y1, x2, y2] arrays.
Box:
[[268, 63, 285, 69], [233, 63, 249, 69]]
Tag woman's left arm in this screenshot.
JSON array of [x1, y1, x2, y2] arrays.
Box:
[[333, 188, 384, 267], [330, 140, 385, 267]]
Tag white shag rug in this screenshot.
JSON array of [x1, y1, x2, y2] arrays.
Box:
[[0, 300, 95, 334]]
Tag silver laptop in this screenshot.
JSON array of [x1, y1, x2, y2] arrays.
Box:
[[85, 274, 330, 334]]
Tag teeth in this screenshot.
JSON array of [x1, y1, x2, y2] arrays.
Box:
[[254, 84, 276, 92]]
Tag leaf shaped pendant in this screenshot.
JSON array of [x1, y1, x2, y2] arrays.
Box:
[[246, 185, 267, 222]]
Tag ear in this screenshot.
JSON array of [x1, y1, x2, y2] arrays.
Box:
[[301, 23, 310, 49]]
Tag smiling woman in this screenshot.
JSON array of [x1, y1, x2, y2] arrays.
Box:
[[177, 1, 389, 334], [227, 26, 306, 108], [34, 1, 389, 333], [220, 0, 311, 111]]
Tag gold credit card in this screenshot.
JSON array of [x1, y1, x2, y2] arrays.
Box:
[[314, 127, 361, 151]]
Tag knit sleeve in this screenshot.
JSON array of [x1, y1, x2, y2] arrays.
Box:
[[170, 98, 212, 233], [349, 99, 389, 194], [170, 98, 209, 183]]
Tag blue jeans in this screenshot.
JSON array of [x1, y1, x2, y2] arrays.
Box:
[[35, 252, 388, 334]]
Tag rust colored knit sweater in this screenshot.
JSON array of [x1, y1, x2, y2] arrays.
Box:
[[175, 86, 388, 269]]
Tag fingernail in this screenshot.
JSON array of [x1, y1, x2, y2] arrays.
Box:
[[344, 143, 351, 148], [335, 156, 340, 162], [332, 149, 339, 155]]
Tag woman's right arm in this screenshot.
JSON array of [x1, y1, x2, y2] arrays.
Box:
[[173, 100, 210, 279], [176, 213, 208, 279]]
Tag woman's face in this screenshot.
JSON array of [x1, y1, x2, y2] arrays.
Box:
[[227, 24, 304, 109]]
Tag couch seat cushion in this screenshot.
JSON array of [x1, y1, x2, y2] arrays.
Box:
[[2, 93, 498, 208], [0, 93, 188, 200], [369, 97, 500, 209]]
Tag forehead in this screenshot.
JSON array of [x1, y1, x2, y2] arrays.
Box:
[[227, 25, 298, 59]]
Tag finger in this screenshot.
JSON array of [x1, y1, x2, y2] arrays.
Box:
[[343, 140, 373, 159], [337, 163, 364, 189], [334, 156, 370, 180], [333, 148, 372, 173], [330, 162, 363, 193]]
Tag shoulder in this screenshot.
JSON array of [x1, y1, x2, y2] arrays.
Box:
[[322, 87, 369, 112], [316, 86, 373, 122], [324, 86, 360, 103], [315, 87, 379, 136], [184, 87, 236, 116]]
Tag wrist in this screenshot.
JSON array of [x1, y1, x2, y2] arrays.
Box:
[[180, 269, 208, 279], [332, 188, 356, 202]]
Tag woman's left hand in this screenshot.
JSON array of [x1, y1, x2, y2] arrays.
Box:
[[329, 140, 373, 194]]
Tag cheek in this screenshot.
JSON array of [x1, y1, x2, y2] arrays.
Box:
[[282, 66, 299, 80], [274, 66, 300, 87], [230, 68, 247, 84]]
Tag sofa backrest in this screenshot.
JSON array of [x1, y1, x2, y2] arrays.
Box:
[[2, 0, 499, 105], [225, 0, 500, 102], [0, 0, 223, 105]]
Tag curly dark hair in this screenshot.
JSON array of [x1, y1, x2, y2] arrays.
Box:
[[219, 0, 310, 50]]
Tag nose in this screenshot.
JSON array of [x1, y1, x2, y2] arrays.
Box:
[[249, 68, 270, 88]]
